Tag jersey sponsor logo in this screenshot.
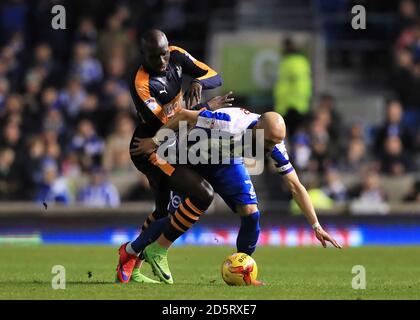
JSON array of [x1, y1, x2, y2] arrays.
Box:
[[145, 98, 159, 111]]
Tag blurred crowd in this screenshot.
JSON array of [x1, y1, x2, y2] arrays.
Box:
[[0, 0, 235, 206], [276, 93, 420, 207], [273, 0, 420, 207]]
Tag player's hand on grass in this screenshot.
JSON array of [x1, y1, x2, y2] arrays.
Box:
[[130, 137, 158, 156], [314, 226, 342, 249], [185, 81, 202, 109], [207, 92, 234, 111]]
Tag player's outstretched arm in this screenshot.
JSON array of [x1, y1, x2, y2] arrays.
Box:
[[282, 171, 342, 249], [130, 109, 200, 156], [130, 93, 234, 156]]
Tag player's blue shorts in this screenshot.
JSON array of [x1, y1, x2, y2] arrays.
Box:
[[168, 163, 258, 214]]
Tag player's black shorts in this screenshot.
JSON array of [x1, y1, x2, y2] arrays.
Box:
[[130, 126, 176, 215], [130, 125, 214, 217], [130, 126, 177, 189]]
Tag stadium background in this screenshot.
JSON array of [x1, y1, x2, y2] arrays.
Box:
[[1, 0, 420, 248]]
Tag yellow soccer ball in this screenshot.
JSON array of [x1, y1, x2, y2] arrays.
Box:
[[221, 252, 258, 286]]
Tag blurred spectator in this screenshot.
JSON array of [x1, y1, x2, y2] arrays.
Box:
[[321, 168, 348, 203], [374, 99, 413, 153], [290, 131, 311, 170], [101, 78, 125, 108], [30, 43, 62, 87], [45, 139, 62, 166], [58, 77, 87, 120], [348, 120, 366, 141], [1, 120, 23, 154], [70, 41, 103, 88], [2, 94, 24, 126], [307, 118, 332, 173], [77, 93, 100, 126], [71, 119, 104, 171], [62, 151, 82, 179], [21, 136, 45, 199], [104, 53, 129, 91], [349, 172, 388, 203], [97, 11, 137, 68], [77, 167, 120, 208], [380, 136, 411, 175], [312, 106, 341, 156], [123, 172, 153, 201], [311, 94, 342, 144], [41, 87, 60, 111], [340, 138, 370, 173], [100, 89, 136, 136], [0, 78, 10, 113], [0, 42, 21, 87], [0, 147, 20, 200], [394, 19, 420, 130], [403, 180, 420, 202], [35, 161, 71, 205], [393, 48, 413, 106], [103, 112, 135, 173], [406, 61, 420, 111], [274, 38, 312, 136], [395, 17, 420, 51], [395, 0, 418, 36], [42, 109, 67, 148], [74, 17, 98, 52]]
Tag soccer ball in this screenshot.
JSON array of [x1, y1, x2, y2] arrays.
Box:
[[221, 252, 258, 286]]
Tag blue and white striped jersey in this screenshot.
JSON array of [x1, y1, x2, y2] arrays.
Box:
[[196, 107, 294, 175]]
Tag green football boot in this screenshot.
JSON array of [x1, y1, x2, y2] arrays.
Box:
[[143, 242, 173, 284], [130, 268, 161, 284]]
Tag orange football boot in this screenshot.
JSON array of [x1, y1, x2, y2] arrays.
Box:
[[116, 242, 137, 283]]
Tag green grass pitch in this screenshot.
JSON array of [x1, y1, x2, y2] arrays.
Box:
[[0, 245, 419, 299]]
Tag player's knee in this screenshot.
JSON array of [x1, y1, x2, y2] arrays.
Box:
[[200, 180, 214, 207], [237, 204, 259, 216], [191, 180, 214, 210]]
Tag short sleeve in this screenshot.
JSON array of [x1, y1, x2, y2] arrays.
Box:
[[271, 141, 294, 175]]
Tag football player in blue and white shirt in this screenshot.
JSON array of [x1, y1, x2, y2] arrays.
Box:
[[129, 107, 342, 284]]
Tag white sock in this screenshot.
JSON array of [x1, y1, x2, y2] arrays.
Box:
[[125, 242, 138, 256]]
